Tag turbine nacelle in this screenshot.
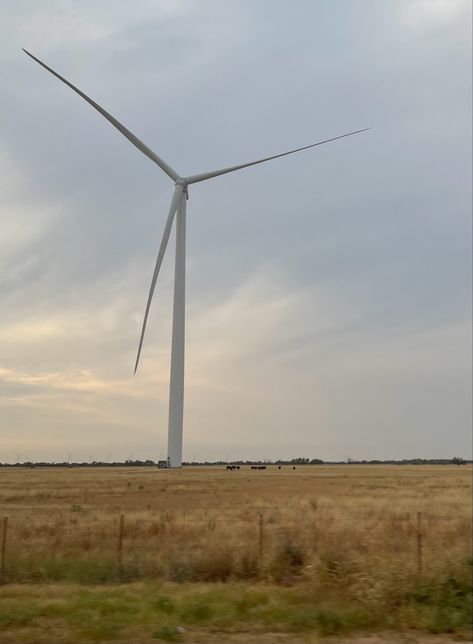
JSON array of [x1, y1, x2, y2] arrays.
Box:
[[175, 178, 189, 199]]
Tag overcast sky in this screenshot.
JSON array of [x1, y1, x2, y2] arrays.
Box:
[[0, 0, 471, 462]]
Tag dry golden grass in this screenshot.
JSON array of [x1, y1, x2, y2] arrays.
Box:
[[0, 465, 471, 639], [0, 464, 470, 584]]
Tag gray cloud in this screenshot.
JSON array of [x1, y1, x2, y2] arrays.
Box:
[[0, 0, 471, 461]]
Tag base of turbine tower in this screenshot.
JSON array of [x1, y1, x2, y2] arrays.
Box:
[[166, 457, 182, 469]]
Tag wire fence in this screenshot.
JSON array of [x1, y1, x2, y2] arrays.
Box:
[[0, 510, 431, 583]]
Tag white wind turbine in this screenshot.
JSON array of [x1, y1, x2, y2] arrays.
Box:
[[24, 49, 368, 468]]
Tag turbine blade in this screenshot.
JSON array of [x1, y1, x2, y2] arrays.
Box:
[[22, 49, 179, 182], [134, 185, 183, 374], [185, 128, 369, 185]]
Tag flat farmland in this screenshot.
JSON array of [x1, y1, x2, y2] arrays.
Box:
[[0, 465, 471, 642]]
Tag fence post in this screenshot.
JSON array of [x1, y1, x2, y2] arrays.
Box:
[[258, 510, 264, 557], [0, 517, 7, 578], [416, 511, 423, 577], [117, 514, 125, 573], [85, 526, 91, 553]]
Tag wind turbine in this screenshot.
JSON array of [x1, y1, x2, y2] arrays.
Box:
[[23, 49, 369, 468]]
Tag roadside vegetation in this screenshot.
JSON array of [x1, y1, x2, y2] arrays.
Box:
[[0, 465, 471, 641]]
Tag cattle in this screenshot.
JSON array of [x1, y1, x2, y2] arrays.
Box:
[[226, 465, 240, 471], [251, 465, 267, 470]]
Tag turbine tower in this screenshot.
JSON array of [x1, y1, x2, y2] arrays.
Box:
[[23, 49, 369, 468]]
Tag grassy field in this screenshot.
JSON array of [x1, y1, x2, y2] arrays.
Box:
[[0, 465, 471, 641]]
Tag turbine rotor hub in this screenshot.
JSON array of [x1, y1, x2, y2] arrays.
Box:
[[175, 178, 189, 198]]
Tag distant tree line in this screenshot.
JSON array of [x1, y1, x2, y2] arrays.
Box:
[[0, 457, 469, 468], [0, 459, 156, 468]]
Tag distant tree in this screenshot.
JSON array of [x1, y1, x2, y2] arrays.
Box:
[[452, 456, 465, 465]]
